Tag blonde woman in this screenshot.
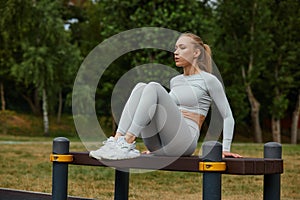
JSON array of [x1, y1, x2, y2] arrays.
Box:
[[90, 33, 242, 160]]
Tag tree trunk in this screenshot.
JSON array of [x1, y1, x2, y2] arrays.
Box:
[[291, 91, 300, 144], [0, 82, 6, 111], [271, 116, 281, 143], [246, 83, 263, 143], [42, 88, 49, 136], [34, 88, 41, 115], [22, 88, 41, 115], [271, 55, 283, 143], [57, 90, 62, 124], [22, 94, 39, 115], [241, 1, 263, 143], [242, 71, 263, 143]]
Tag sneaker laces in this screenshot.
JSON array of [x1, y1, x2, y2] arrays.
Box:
[[116, 137, 136, 151]]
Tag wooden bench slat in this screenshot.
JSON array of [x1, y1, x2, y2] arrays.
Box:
[[68, 152, 283, 175]]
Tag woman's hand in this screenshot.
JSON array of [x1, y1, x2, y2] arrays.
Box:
[[222, 151, 242, 158], [142, 150, 151, 154]]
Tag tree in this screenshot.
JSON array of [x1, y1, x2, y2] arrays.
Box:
[[291, 90, 300, 144], [53, 41, 81, 123], [215, 0, 274, 142], [0, 0, 24, 111], [2, 0, 81, 135], [0, 26, 8, 111], [0, 38, 9, 111], [265, 0, 300, 143]]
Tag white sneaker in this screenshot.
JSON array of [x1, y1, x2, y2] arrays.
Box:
[[89, 136, 116, 160], [100, 136, 140, 160]]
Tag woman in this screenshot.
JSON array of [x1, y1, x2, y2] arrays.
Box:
[[89, 33, 242, 160]]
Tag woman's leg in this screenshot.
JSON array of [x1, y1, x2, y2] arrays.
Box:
[[127, 82, 199, 156], [116, 82, 147, 135], [89, 83, 146, 160], [91, 82, 199, 160]]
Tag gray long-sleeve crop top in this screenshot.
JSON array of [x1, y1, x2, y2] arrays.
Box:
[[169, 71, 234, 152]]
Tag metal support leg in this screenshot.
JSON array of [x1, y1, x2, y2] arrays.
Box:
[[202, 141, 222, 200], [52, 137, 70, 200], [114, 169, 129, 200], [264, 142, 282, 200]]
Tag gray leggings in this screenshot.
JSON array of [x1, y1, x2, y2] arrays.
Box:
[[116, 82, 199, 156]]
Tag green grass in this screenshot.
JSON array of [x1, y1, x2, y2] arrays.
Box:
[[0, 135, 299, 200], [0, 111, 299, 199]]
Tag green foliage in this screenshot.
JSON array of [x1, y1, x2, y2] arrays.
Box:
[[213, 0, 271, 122], [0, 0, 81, 114], [214, 0, 299, 128], [0, 0, 299, 138], [262, 0, 300, 119]]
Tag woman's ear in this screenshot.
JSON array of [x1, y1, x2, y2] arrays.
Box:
[[193, 48, 201, 58]]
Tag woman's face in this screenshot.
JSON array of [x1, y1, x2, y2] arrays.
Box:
[[174, 36, 199, 68]]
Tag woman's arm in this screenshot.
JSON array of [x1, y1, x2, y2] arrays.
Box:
[[206, 75, 242, 158]]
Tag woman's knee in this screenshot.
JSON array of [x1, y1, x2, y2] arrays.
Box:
[[146, 82, 169, 97], [146, 82, 164, 91], [148, 81, 161, 86], [136, 82, 147, 87], [132, 82, 146, 91]]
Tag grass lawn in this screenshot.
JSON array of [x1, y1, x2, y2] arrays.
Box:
[[0, 134, 299, 200]]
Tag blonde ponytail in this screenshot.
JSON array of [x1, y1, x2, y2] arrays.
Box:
[[202, 44, 212, 73]]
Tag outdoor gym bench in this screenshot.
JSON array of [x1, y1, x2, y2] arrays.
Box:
[[50, 137, 283, 200]]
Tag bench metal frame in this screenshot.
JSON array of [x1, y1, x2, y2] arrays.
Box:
[[51, 137, 283, 200]]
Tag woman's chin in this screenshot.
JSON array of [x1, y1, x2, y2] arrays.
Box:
[[175, 64, 183, 68]]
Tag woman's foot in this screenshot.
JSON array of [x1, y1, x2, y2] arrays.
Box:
[[89, 136, 140, 160], [101, 136, 140, 160], [89, 136, 117, 160]]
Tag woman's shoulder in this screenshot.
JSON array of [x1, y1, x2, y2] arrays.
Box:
[[201, 71, 223, 89], [201, 71, 218, 81]]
